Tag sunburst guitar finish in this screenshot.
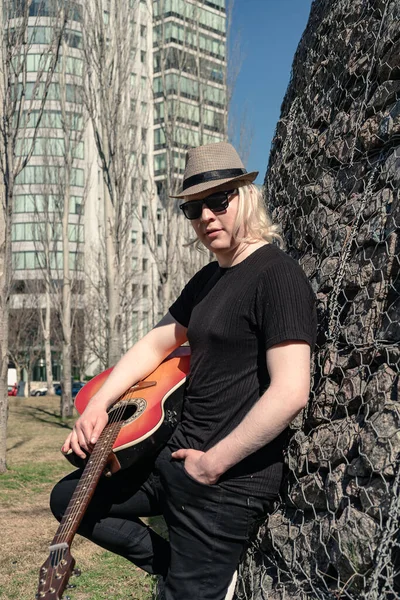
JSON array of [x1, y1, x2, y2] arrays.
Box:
[[65, 346, 191, 472]]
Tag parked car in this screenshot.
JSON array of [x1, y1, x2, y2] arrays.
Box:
[[55, 382, 85, 398], [8, 384, 17, 396], [32, 386, 48, 396]]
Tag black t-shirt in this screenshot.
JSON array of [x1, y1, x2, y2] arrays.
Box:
[[168, 244, 317, 498]]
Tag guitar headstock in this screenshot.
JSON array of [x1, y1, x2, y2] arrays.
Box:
[[36, 543, 76, 600]]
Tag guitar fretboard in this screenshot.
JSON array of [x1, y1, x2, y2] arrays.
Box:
[[52, 417, 124, 547]]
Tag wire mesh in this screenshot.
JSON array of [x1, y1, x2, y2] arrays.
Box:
[[237, 0, 400, 598]]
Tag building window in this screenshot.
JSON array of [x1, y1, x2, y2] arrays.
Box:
[[154, 153, 166, 175], [142, 258, 148, 272], [141, 127, 147, 141], [157, 234, 162, 247], [142, 205, 148, 219], [140, 24, 147, 37], [141, 50, 146, 63], [157, 208, 162, 221], [132, 310, 139, 342], [142, 180, 147, 192], [132, 256, 138, 270], [142, 154, 147, 167], [142, 285, 148, 298], [132, 230, 138, 245], [142, 231, 146, 245], [143, 311, 150, 335], [15, 166, 84, 187]]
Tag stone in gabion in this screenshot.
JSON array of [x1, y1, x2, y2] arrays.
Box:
[[359, 476, 391, 521], [287, 472, 327, 511], [325, 463, 347, 512], [364, 363, 398, 414], [360, 402, 400, 476], [329, 506, 379, 588], [304, 415, 361, 469]]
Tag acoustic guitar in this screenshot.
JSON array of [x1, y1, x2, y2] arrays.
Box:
[[36, 347, 190, 600]]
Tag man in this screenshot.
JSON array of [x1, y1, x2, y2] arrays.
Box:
[[51, 142, 317, 600]]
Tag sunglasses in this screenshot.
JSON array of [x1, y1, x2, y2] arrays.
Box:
[[179, 189, 236, 220]]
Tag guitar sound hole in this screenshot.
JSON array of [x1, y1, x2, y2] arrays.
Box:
[[109, 399, 146, 424]]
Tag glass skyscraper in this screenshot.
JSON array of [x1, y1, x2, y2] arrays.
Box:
[[8, 0, 227, 379]]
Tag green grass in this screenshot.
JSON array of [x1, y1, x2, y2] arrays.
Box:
[[75, 552, 156, 600], [0, 461, 69, 498], [0, 396, 159, 600]]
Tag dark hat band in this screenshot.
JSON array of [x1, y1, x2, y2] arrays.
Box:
[[182, 168, 247, 191]]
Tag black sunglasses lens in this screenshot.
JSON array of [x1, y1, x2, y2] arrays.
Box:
[[205, 194, 228, 212], [180, 190, 233, 220], [183, 201, 203, 220]]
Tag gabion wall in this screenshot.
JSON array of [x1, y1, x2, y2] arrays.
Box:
[[238, 0, 400, 598]]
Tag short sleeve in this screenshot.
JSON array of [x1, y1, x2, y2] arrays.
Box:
[[252, 260, 317, 351], [169, 262, 219, 328]]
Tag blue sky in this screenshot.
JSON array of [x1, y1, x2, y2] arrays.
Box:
[[229, 0, 313, 183]]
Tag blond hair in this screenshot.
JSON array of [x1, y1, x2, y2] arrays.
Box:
[[234, 184, 283, 246], [184, 183, 283, 250]]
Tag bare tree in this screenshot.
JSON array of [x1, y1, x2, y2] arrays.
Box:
[[0, 0, 65, 473], [8, 286, 42, 391], [145, 0, 231, 313], [80, 0, 144, 367]]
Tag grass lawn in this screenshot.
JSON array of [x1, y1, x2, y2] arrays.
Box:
[[0, 396, 158, 600]]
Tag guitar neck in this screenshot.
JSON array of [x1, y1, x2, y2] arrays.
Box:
[[51, 420, 123, 547]]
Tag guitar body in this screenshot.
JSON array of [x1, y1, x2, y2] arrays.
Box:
[[37, 348, 191, 600], [66, 346, 191, 472]]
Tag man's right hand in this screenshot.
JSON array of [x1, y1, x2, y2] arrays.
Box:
[[62, 401, 109, 459]]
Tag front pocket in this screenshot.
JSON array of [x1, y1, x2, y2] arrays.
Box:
[[181, 462, 217, 489]]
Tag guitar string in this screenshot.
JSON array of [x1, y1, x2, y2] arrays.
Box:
[[46, 383, 154, 592], [56, 400, 128, 539], [55, 402, 128, 543], [52, 386, 148, 551], [46, 402, 128, 594]]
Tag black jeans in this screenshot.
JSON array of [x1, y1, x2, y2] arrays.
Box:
[[50, 447, 274, 600]]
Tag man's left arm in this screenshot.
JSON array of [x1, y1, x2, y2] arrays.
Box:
[[172, 340, 311, 484]]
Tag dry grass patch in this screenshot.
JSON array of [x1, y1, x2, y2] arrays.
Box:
[[0, 396, 155, 600]]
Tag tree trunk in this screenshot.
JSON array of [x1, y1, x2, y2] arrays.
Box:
[[60, 163, 73, 418], [0, 186, 12, 473], [104, 185, 121, 367], [44, 285, 55, 395]]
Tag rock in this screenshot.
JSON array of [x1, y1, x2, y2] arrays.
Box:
[[345, 475, 370, 499], [326, 134, 356, 164], [287, 472, 327, 511], [360, 402, 400, 475], [321, 349, 354, 378], [378, 289, 400, 343], [316, 257, 339, 292], [378, 40, 400, 82], [309, 377, 340, 425], [342, 284, 388, 346], [329, 506, 379, 587], [359, 114, 382, 150], [347, 457, 370, 477], [381, 146, 400, 187], [304, 416, 361, 469], [262, 511, 332, 579], [364, 364, 398, 414], [367, 80, 400, 112], [325, 463, 346, 512], [359, 476, 391, 521]]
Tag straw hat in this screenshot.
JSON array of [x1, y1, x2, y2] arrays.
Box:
[[170, 142, 258, 199]]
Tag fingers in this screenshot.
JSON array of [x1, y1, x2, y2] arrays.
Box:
[[62, 432, 72, 454], [171, 449, 188, 460], [90, 414, 108, 444], [62, 410, 109, 460]]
